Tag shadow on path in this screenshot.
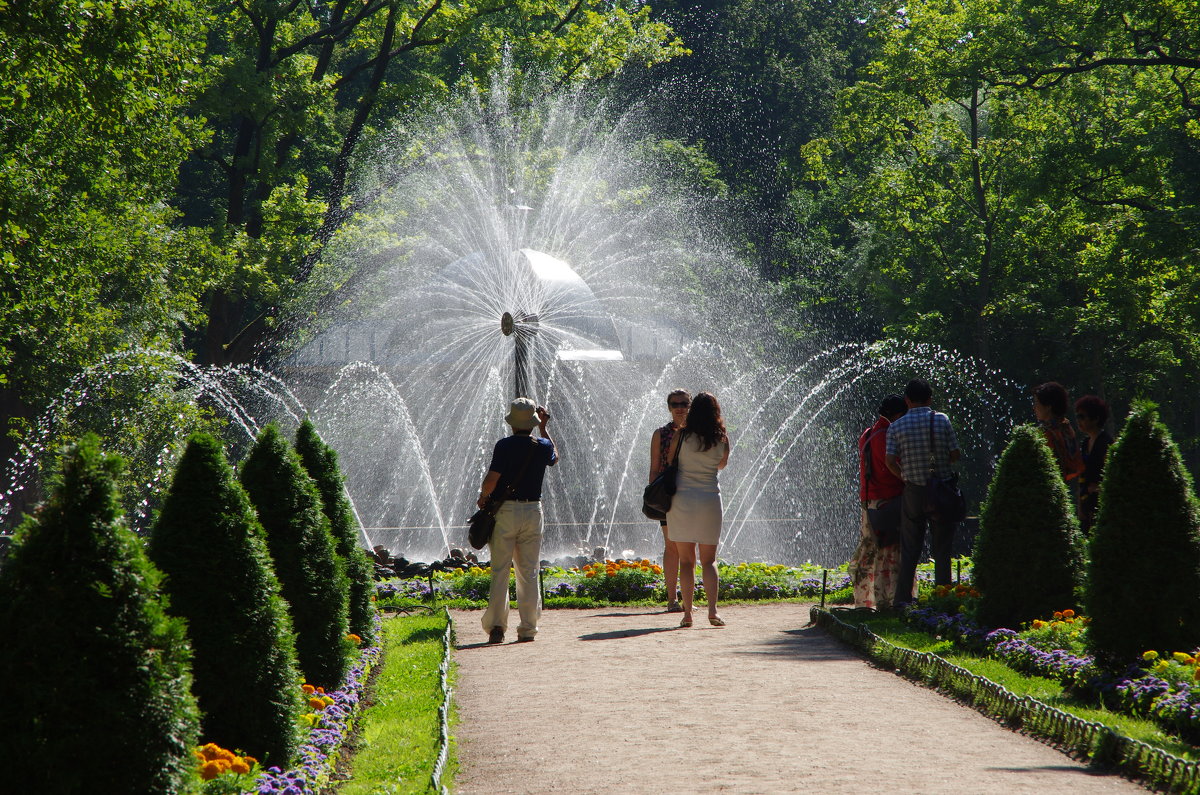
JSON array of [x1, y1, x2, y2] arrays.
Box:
[[579, 626, 678, 641]]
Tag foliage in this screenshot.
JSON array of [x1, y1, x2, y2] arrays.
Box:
[[973, 425, 1084, 629], [1087, 402, 1200, 665], [0, 0, 214, 453], [294, 419, 376, 645], [148, 432, 303, 765], [0, 435, 199, 795], [241, 424, 351, 689]]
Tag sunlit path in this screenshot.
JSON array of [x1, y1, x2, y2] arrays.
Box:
[[451, 604, 1143, 794]]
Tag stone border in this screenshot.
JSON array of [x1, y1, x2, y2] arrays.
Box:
[[811, 606, 1200, 795]]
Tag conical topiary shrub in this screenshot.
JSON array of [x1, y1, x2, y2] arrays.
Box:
[[973, 424, 1084, 630], [0, 435, 199, 795], [241, 424, 351, 689], [148, 432, 303, 765], [295, 419, 376, 645], [1086, 402, 1200, 665]]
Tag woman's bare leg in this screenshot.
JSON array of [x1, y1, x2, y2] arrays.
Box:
[[661, 524, 679, 608], [699, 543, 720, 621], [676, 541, 697, 623]]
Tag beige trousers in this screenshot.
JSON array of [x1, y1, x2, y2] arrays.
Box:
[[481, 501, 543, 638]]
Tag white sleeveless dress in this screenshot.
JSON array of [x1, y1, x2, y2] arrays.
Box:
[[666, 434, 727, 545]]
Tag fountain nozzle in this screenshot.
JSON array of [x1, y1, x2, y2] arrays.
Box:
[[501, 311, 514, 336], [501, 311, 539, 337]]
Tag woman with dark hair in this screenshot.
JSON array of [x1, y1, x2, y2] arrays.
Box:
[[1033, 381, 1084, 483], [649, 389, 690, 612], [1074, 394, 1113, 535], [665, 391, 730, 628]]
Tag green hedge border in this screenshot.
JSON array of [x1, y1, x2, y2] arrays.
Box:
[[811, 606, 1200, 795]]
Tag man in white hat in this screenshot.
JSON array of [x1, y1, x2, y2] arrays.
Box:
[[476, 397, 557, 643]]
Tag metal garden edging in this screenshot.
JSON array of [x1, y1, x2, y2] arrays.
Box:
[[811, 606, 1200, 795], [430, 606, 454, 794]]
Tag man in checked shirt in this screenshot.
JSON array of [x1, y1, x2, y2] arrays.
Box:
[[884, 378, 961, 608]]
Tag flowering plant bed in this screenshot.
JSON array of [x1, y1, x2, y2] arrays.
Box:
[[375, 560, 858, 608], [900, 600, 1200, 746], [187, 622, 382, 795]]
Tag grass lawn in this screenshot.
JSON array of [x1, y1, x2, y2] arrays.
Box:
[[336, 611, 455, 794]]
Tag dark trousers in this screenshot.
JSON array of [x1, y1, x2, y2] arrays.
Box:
[[894, 482, 956, 606]]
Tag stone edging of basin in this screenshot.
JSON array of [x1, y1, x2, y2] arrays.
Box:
[[430, 606, 454, 794], [810, 606, 1200, 795]]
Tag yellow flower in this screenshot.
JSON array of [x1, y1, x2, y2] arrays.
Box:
[[1173, 652, 1195, 665], [242, 756, 258, 767], [1142, 650, 1160, 661], [230, 759, 251, 775], [300, 713, 317, 726]]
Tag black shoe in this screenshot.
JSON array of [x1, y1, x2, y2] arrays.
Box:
[[487, 627, 505, 644]]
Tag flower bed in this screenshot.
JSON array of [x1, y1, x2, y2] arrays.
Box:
[[192, 620, 383, 795], [376, 560, 857, 605], [901, 603, 1200, 744]]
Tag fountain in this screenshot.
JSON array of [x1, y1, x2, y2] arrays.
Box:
[[0, 77, 1027, 566]]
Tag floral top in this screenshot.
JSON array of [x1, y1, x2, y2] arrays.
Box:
[[655, 422, 681, 476], [1038, 417, 1084, 481]]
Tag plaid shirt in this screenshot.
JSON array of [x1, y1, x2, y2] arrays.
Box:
[[885, 406, 959, 484]]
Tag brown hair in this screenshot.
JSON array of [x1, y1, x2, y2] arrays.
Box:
[[686, 392, 727, 451]]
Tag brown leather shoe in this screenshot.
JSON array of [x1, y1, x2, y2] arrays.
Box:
[[487, 627, 505, 644]]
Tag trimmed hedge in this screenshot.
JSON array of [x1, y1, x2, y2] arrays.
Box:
[[0, 435, 199, 795], [973, 424, 1083, 629], [241, 424, 351, 689], [295, 420, 376, 645], [1086, 402, 1200, 665], [148, 432, 303, 765]]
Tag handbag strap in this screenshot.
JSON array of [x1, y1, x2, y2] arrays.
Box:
[[666, 429, 687, 468]]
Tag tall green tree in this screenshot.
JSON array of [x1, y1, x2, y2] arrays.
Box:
[[0, 1, 214, 467], [149, 432, 303, 765], [1086, 402, 1200, 665], [0, 435, 200, 794], [295, 419, 376, 645], [241, 423, 351, 689], [973, 425, 1083, 628]]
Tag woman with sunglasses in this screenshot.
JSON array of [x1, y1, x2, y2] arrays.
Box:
[[649, 389, 690, 612], [665, 391, 730, 628]]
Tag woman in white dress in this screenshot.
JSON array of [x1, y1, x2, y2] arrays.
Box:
[[665, 391, 730, 627]]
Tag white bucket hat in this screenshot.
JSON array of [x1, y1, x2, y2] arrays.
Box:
[[505, 397, 538, 430]]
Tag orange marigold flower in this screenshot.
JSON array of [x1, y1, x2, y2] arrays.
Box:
[[346, 633, 362, 645], [230, 759, 251, 775], [242, 756, 258, 767], [301, 684, 316, 694], [1032, 620, 1047, 630], [1194, 668, 1200, 681], [309, 697, 328, 710], [197, 742, 223, 761], [585, 571, 595, 578], [316, 687, 326, 694], [1062, 609, 1075, 618], [1052, 611, 1064, 620], [201, 760, 229, 780]]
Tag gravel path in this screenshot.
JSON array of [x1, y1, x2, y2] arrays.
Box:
[[450, 603, 1145, 794]]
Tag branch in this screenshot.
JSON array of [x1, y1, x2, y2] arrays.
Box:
[[272, 0, 391, 66]]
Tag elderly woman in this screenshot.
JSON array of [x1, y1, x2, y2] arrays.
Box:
[[1033, 382, 1083, 484], [665, 391, 730, 628], [648, 389, 691, 612], [1074, 394, 1113, 535]]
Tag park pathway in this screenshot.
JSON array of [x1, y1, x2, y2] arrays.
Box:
[[450, 603, 1146, 794]]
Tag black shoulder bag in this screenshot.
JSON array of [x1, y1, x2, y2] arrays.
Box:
[[643, 430, 686, 519], [924, 413, 966, 524], [469, 438, 539, 550]]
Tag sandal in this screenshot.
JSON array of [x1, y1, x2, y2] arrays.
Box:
[[679, 615, 693, 628], [666, 601, 683, 613], [708, 616, 726, 627]]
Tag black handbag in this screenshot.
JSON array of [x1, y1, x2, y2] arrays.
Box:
[[643, 430, 685, 518], [924, 413, 966, 523], [468, 438, 539, 550]]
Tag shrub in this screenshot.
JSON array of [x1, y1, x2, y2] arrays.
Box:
[[0, 435, 199, 794], [1086, 402, 1200, 666], [973, 424, 1083, 630], [148, 432, 303, 765], [295, 420, 376, 645], [241, 424, 351, 689]]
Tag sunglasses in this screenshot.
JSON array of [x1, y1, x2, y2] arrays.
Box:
[[669, 401, 691, 408]]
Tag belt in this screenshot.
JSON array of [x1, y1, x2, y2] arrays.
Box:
[[509, 499, 540, 503]]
